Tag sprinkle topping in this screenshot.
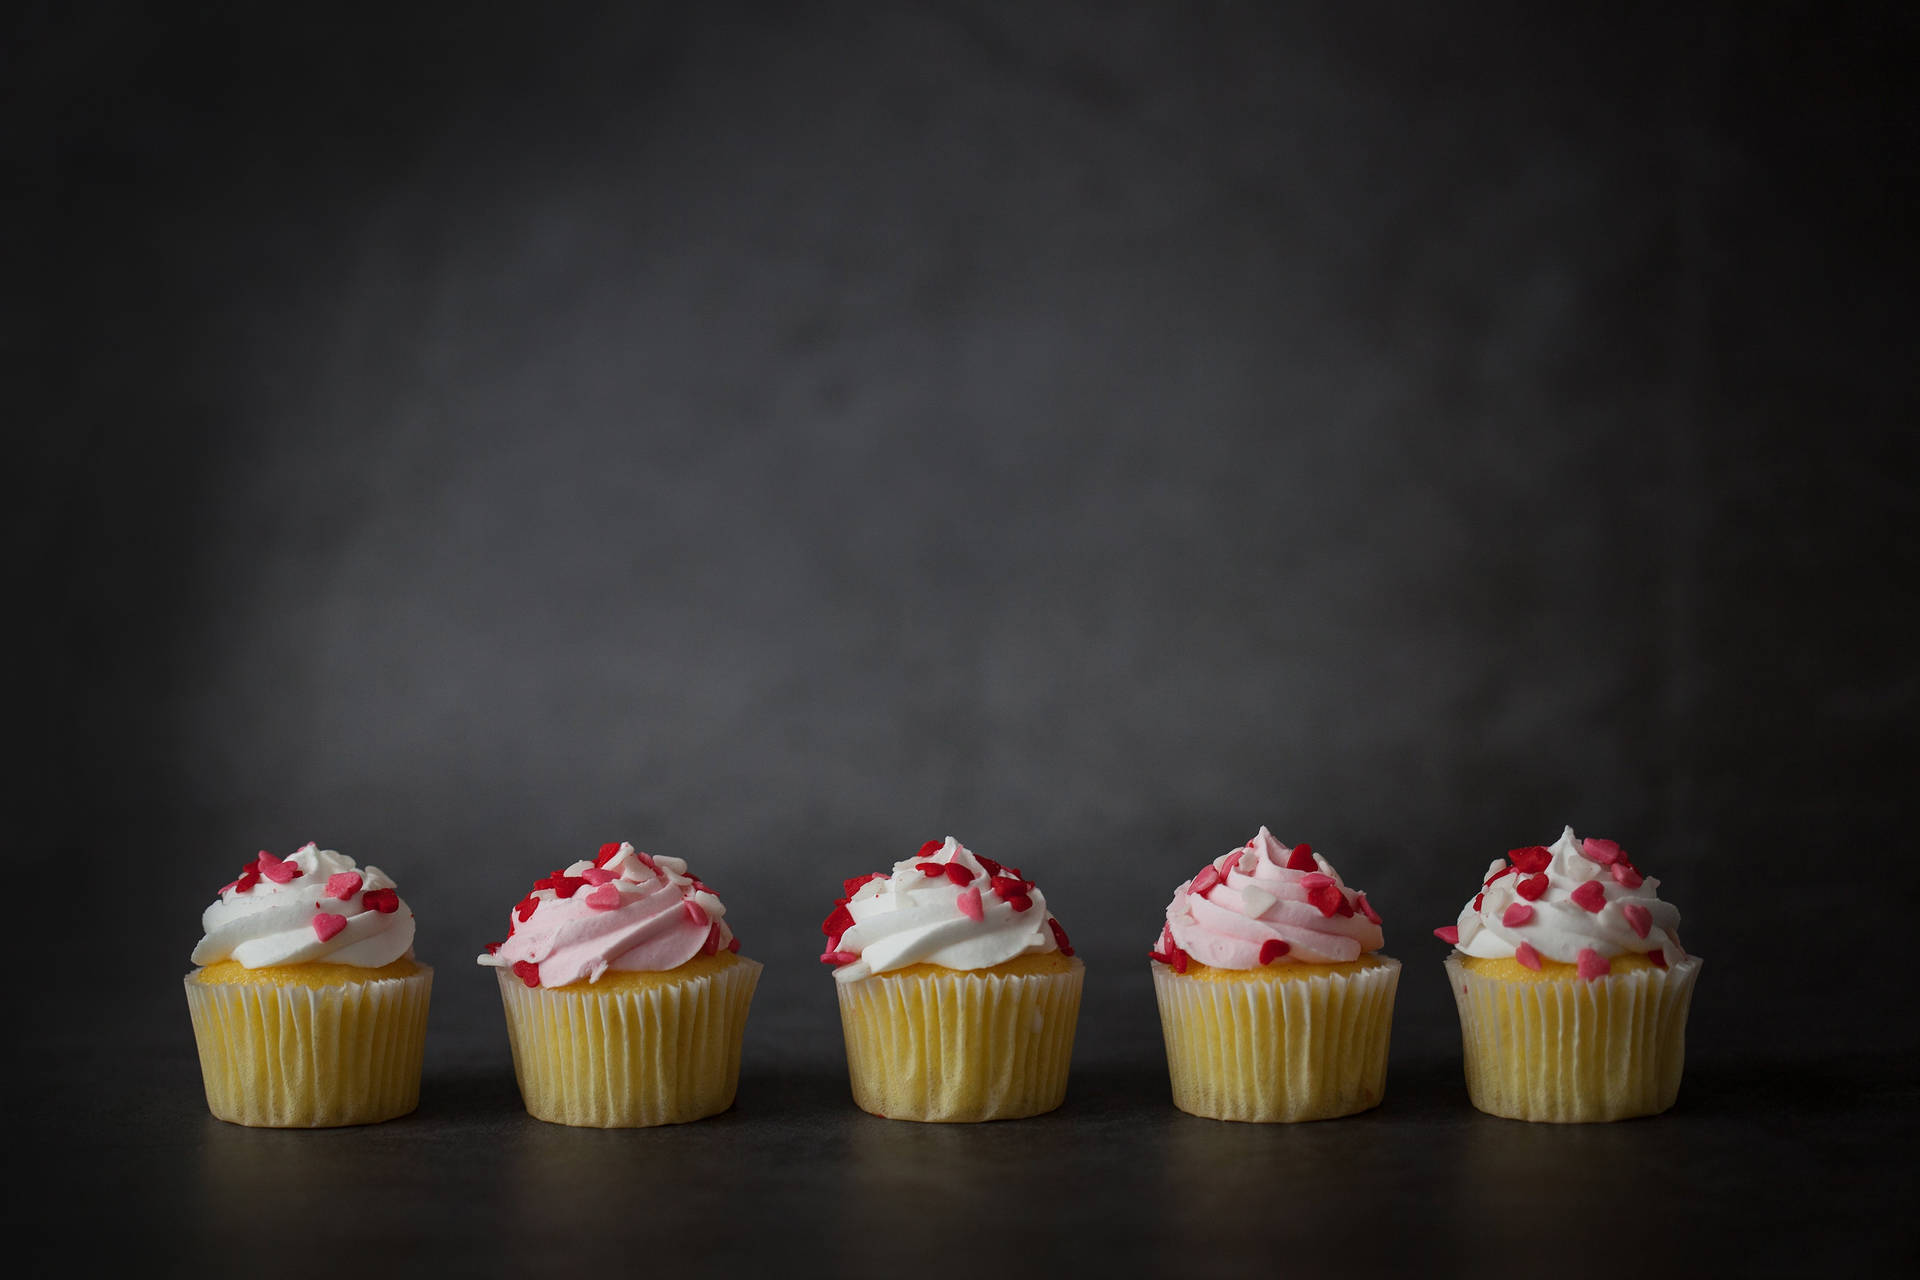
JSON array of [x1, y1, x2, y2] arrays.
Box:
[[1514, 941, 1542, 971], [311, 912, 347, 942], [1576, 948, 1611, 981], [1515, 873, 1550, 901], [1501, 902, 1534, 928], [1570, 881, 1607, 913], [1434, 925, 1460, 945], [1258, 938, 1289, 965], [1508, 846, 1552, 874], [1622, 903, 1652, 938], [955, 886, 984, 922], [324, 872, 363, 900]]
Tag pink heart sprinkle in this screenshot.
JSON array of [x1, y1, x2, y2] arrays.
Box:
[[683, 898, 710, 926], [955, 886, 984, 921], [1258, 938, 1289, 965], [820, 950, 860, 966], [259, 852, 300, 884], [311, 912, 348, 942], [1501, 902, 1534, 928], [1622, 903, 1652, 938], [1609, 861, 1644, 888], [1515, 942, 1542, 971], [1191, 866, 1222, 895], [1570, 880, 1607, 913], [579, 867, 614, 886], [1580, 837, 1622, 865], [1299, 872, 1335, 892], [324, 872, 362, 900], [1433, 925, 1459, 945], [584, 884, 622, 911], [1576, 948, 1611, 981]]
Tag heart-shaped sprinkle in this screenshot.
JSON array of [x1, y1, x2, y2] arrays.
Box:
[[512, 960, 541, 988], [819, 950, 860, 966], [1576, 948, 1611, 981], [727, 936, 741, 953], [1515, 942, 1542, 971], [918, 839, 946, 858], [1285, 843, 1318, 872], [1580, 837, 1622, 865], [580, 867, 614, 886], [1622, 903, 1652, 938], [595, 842, 623, 866], [974, 854, 1004, 878], [1647, 948, 1668, 969], [1516, 874, 1549, 901], [1048, 918, 1074, 957], [1571, 881, 1607, 913], [1170, 947, 1188, 973], [943, 863, 974, 886], [842, 872, 884, 897], [1299, 872, 1334, 891], [683, 898, 710, 926], [1355, 892, 1382, 925], [1502, 902, 1534, 928], [1473, 893, 1484, 912], [311, 912, 347, 942], [483, 941, 500, 955], [547, 875, 587, 899], [1433, 925, 1460, 945], [1333, 893, 1355, 918], [324, 872, 363, 900], [989, 875, 1026, 900], [1508, 846, 1552, 874], [701, 923, 722, 955], [1191, 865, 1223, 895], [1306, 882, 1344, 917], [955, 886, 984, 921], [218, 880, 239, 896], [584, 884, 622, 911], [259, 852, 301, 884], [1008, 894, 1033, 912], [1258, 938, 1289, 965], [1609, 861, 1644, 888], [515, 895, 540, 922], [915, 861, 945, 878], [363, 888, 399, 914]]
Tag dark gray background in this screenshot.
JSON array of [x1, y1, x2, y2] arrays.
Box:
[[13, 0, 1917, 1273]]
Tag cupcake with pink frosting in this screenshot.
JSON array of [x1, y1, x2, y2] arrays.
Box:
[[1150, 827, 1400, 1122], [821, 837, 1084, 1122], [479, 841, 760, 1127], [1436, 825, 1701, 1122]]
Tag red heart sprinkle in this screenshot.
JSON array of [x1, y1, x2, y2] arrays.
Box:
[[916, 862, 945, 877], [701, 923, 722, 955], [1571, 881, 1607, 913], [918, 840, 946, 858], [819, 950, 860, 966], [363, 888, 400, 914], [1300, 872, 1334, 891], [1580, 837, 1622, 865], [842, 872, 884, 897], [595, 842, 623, 866], [512, 960, 541, 988], [547, 875, 587, 899], [1356, 892, 1382, 925], [1285, 844, 1318, 872], [1306, 882, 1343, 917], [1515, 942, 1542, 971], [727, 936, 741, 953], [324, 872, 363, 900], [955, 886, 984, 922], [1609, 861, 1644, 888], [1516, 874, 1549, 900], [1484, 865, 1516, 886], [1334, 894, 1355, 918], [1190, 865, 1223, 895], [683, 898, 710, 927], [944, 863, 974, 886], [1576, 948, 1611, 981], [974, 854, 1003, 877], [1433, 926, 1460, 944], [515, 895, 540, 922], [1622, 903, 1652, 938], [1473, 893, 1484, 912], [989, 875, 1025, 900], [822, 903, 854, 940], [1258, 938, 1290, 965], [1502, 902, 1534, 927], [1171, 947, 1188, 973], [311, 912, 347, 942], [1508, 846, 1552, 874], [580, 867, 614, 886], [584, 884, 622, 910], [1048, 918, 1074, 957], [258, 852, 301, 884], [1008, 894, 1033, 912], [1647, 948, 1668, 969]]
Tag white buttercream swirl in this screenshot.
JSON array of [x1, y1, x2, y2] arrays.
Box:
[[1453, 826, 1684, 964], [824, 838, 1065, 983], [192, 843, 416, 968]]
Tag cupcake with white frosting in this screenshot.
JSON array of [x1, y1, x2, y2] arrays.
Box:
[[1150, 828, 1399, 1122], [478, 842, 760, 1127], [821, 837, 1083, 1122], [1435, 825, 1702, 1122], [185, 843, 431, 1127]]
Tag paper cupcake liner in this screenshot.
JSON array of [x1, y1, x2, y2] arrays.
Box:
[[1151, 956, 1400, 1122], [835, 959, 1085, 1122], [1445, 953, 1702, 1122], [495, 957, 761, 1127], [184, 965, 433, 1128]]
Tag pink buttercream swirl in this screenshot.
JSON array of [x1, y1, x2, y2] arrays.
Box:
[[1154, 828, 1385, 969], [476, 842, 739, 988]]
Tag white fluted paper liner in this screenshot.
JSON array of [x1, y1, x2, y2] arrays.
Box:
[[495, 957, 761, 1127], [184, 966, 433, 1128], [835, 959, 1085, 1122], [1445, 953, 1702, 1122], [1152, 957, 1400, 1122]]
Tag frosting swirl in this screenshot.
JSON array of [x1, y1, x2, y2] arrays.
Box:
[[1151, 827, 1385, 970], [820, 838, 1071, 983], [192, 843, 416, 969], [1441, 826, 1686, 972], [477, 842, 739, 988]]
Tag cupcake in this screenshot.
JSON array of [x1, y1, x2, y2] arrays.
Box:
[[478, 842, 760, 1127], [185, 842, 431, 1127], [1435, 825, 1701, 1122], [1149, 827, 1399, 1122], [821, 837, 1083, 1122]]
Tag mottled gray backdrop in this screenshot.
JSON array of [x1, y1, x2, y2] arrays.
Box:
[[19, 1, 1916, 1078]]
